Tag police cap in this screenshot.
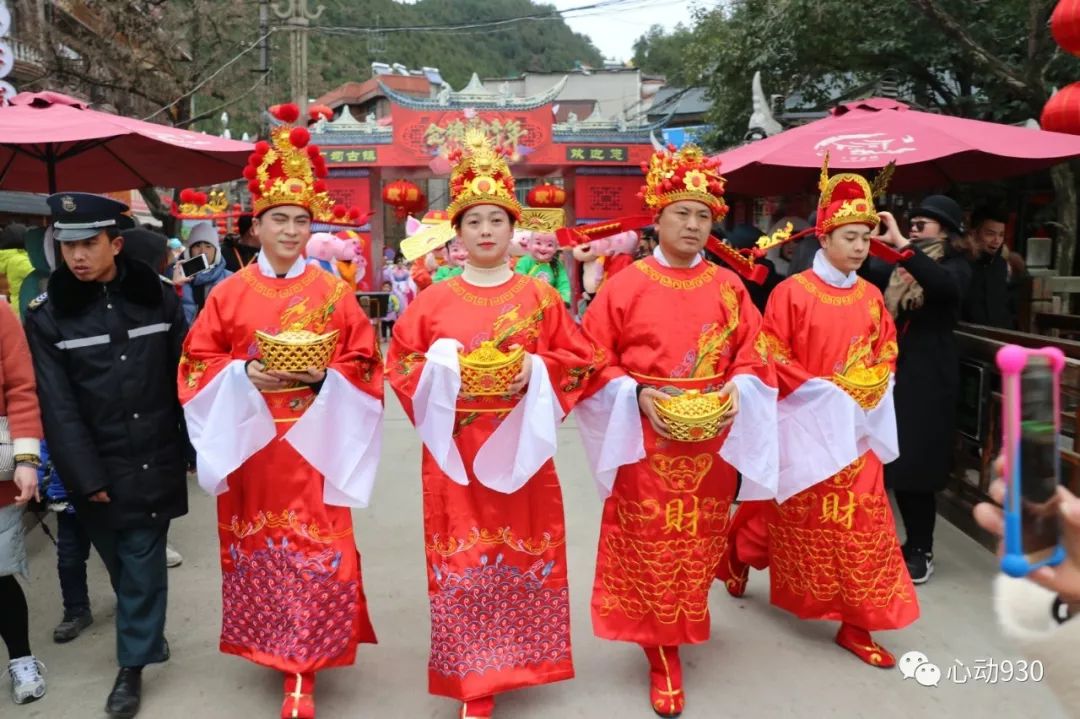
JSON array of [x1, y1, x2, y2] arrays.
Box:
[[46, 192, 132, 242]]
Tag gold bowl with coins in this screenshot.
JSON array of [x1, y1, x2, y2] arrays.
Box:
[[654, 389, 732, 442], [254, 329, 340, 373], [832, 364, 889, 410], [459, 341, 525, 396]]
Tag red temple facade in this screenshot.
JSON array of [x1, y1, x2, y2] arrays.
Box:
[[310, 73, 670, 275]]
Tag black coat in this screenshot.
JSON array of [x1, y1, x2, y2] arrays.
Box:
[[24, 254, 189, 528], [857, 256, 894, 294], [962, 248, 1012, 328], [739, 257, 781, 313], [220, 237, 259, 273], [884, 244, 973, 492], [787, 235, 820, 276]]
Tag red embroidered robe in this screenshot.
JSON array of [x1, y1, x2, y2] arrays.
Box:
[[178, 264, 381, 673], [582, 256, 776, 646], [386, 274, 603, 701], [750, 269, 919, 630]]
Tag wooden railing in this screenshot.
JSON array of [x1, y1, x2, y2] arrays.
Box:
[[1033, 312, 1080, 340], [1030, 275, 1080, 323]]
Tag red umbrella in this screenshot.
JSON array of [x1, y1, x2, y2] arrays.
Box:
[[0, 91, 253, 193], [714, 97, 1080, 195]]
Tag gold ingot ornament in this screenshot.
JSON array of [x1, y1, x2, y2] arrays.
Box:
[[654, 389, 733, 442], [459, 341, 525, 396], [832, 363, 889, 410], [254, 329, 340, 373]]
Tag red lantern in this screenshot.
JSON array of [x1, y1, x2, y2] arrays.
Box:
[[411, 191, 428, 216], [382, 179, 424, 219], [308, 103, 334, 122], [1041, 81, 1080, 135], [1052, 0, 1080, 57], [527, 182, 567, 208]]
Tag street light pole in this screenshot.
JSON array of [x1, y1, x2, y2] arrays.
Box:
[[271, 0, 323, 118]]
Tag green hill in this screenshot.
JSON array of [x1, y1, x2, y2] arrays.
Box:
[[307, 0, 605, 92], [188, 0, 603, 136]]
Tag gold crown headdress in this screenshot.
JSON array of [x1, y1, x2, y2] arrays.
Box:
[[445, 127, 523, 224], [169, 188, 235, 220], [639, 144, 728, 219], [814, 153, 895, 236], [243, 103, 365, 225], [753, 155, 897, 253]]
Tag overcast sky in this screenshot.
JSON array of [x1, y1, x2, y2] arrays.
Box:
[[551, 0, 700, 62]]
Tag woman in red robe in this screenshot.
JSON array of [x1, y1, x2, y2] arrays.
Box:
[[724, 165, 919, 668], [386, 129, 605, 719], [178, 104, 383, 718], [577, 145, 780, 717]]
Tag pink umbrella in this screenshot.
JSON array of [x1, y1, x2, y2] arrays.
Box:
[[714, 97, 1080, 195], [0, 91, 253, 193]]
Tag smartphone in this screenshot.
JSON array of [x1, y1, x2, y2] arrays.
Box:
[[179, 254, 210, 278], [997, 345, 1067, 577]]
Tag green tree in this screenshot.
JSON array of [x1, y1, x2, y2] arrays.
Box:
[[308, 0, 604, 93], [685, 0, 1080, 272], [631, 23, 693, 80], [18, 0, 605, 223]]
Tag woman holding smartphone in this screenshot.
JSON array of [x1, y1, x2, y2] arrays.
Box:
[[174, 222, 232, 324]]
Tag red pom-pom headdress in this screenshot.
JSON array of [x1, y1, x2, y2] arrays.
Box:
[[246, 102, 365, 225], [640, 144, 727, 220], [169, 186, 236, 220]]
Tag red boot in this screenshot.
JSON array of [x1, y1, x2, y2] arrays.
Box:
[[460, 694, 495, 718], [281, 672, 316, 719], [715, 537, 749, 598], [834, 623, 895, 668], [716, 503, 762, 597], [643, 645, 684, 717]]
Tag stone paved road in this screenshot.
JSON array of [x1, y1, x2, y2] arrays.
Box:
[[14, 393, 1069, 718]]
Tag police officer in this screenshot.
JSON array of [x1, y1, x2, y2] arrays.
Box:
[[24, 193, 188, 719]]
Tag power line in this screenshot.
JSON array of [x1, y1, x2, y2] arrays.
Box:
[[141, 29, 277, 122], [312, 0, 667, 35], [138, 0, 673, 127], [176, 72, 270, 131]]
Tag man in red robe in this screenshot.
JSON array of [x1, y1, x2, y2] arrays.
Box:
[[577, 145, 779, 717], [721, 164, 919, 668], [177, 103, 383, 719]]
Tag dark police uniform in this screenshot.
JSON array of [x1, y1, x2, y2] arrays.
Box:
[[24, 193, 188, 672]]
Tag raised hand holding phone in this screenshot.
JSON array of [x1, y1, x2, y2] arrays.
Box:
[[996, 345, 1068, 577], [179, 253, 210, 278]]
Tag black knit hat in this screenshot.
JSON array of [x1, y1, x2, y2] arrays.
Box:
[[0, 223, 26, 251], [911, 195, 964, 234], [121, 228, 169, 273]]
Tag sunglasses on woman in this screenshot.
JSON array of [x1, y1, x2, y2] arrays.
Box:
[[910, 220, 938, 232]]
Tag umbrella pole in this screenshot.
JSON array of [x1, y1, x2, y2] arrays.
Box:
[[46, 144, 56, 194], [0, 151, 15, 188]]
